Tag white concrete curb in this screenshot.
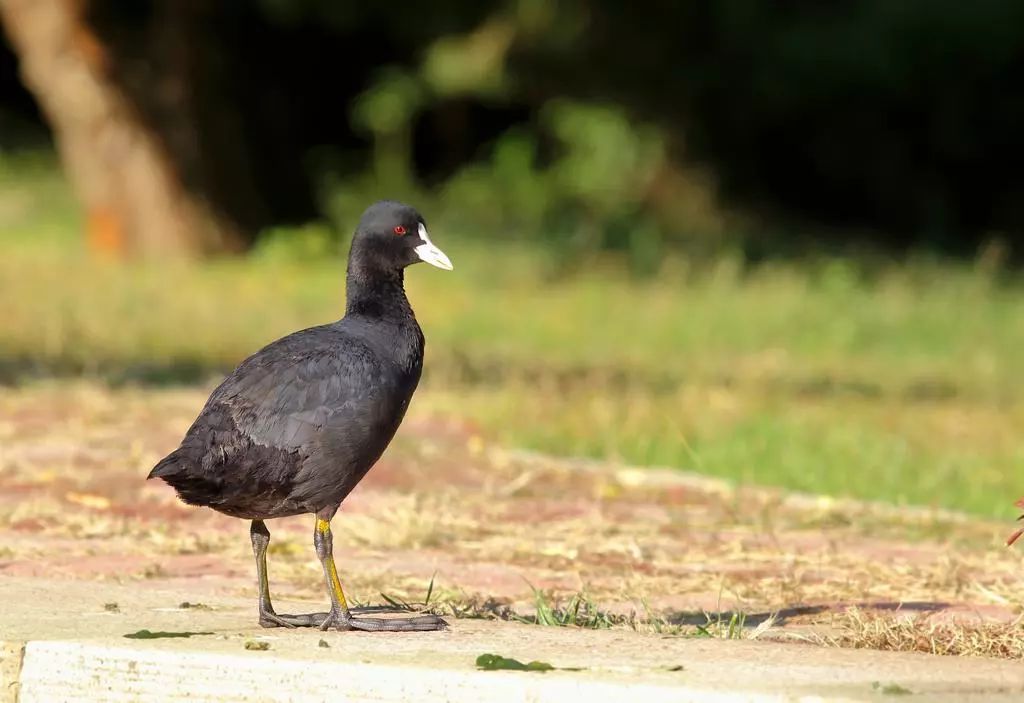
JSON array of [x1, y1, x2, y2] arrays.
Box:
[[10, 640, 846, 703]]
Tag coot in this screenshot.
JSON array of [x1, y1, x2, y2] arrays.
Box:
[[150, 200, 451, 632]]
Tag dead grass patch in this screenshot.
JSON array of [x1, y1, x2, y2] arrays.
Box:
[[816, 608, 1024, 660]]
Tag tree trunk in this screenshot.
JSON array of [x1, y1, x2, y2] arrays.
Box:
[[0, 0, 247, 258]]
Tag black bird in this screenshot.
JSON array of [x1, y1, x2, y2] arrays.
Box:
[[149, 201, 451, 632]]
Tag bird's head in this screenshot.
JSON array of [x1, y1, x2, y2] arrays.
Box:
[[349, 200, 453, 275]]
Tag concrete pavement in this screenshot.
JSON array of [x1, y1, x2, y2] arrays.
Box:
[[2, 577, 1024, 702]]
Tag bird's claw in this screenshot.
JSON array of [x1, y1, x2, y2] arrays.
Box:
[[258, 604, 446, 631], [259, 609, 323, 628], [319, 608, 448, 632]]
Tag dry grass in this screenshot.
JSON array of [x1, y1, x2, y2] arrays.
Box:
[[818, 608, 1024, 660], [3, 383, 1024, 660], [337, 492, 482, 550], [692, 610, 779, 640]]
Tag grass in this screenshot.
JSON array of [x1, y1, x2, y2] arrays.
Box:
[[2, 155, 1023, 518], [379, 577, 633, 630], [380, 579, 779, 640], [526, 587, 619, 630], [818, 608, 1024, 660]]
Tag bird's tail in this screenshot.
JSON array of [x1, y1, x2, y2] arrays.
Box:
[[148, 448, 223, 508], [148, 449, 187, 480]]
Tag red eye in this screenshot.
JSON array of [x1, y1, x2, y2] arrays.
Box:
[[393, 225, 406, 236]]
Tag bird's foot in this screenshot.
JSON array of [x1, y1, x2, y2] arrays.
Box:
[[259, 612, 308, 628], [259, 605, 424, 629], [318, 606, 448, 632], [258, 605, 320, 629]]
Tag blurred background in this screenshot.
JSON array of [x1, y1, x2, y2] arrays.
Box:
[[1, 0, 1022, 518]]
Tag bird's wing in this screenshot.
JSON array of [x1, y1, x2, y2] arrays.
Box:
[[204, 326, 393, 453]]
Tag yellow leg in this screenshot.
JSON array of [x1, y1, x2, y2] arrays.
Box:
[[251, 519, 297, 628], [315, 517, 349, 612], [256, 542, 270, 600], [312, 515, 447, 632]]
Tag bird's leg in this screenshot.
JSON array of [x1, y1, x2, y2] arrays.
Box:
[[251, 520, 299, 628], [314, 516, 448, 632], [251, 520, 326, 628], [250, 519, 399, 628]]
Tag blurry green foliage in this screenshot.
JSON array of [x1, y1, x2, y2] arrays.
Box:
[[5, 0, 1023, 263], [253, 223, 340, 262], [421, 19, 514, 98], [282, 0, 1024, 270], [351, 71, 425, 138], [510, 0, 1024, 255], [435, 101, 673, 275], [319, 54, 725, 276]]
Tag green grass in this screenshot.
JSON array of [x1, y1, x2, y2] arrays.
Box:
[[380, 581, 773, 640], [2, 155, 1023, 518]]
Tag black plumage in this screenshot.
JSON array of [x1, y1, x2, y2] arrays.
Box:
[[149, 200, 452, 632]]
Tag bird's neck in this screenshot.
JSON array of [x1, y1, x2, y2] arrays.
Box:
[[343, 256, 425, 377], [344, 262, 416, 325]]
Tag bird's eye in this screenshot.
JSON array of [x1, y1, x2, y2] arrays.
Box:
[[393, 225, 406, 236]]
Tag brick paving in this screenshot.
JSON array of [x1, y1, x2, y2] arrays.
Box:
[[1, 382, 1021, 636]]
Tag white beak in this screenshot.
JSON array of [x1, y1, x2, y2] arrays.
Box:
[[414, 223, 453, 270]]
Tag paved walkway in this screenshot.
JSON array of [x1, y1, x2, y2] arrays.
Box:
[[2, 382, 1024, 700], [3, 578, 1024, 702]]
